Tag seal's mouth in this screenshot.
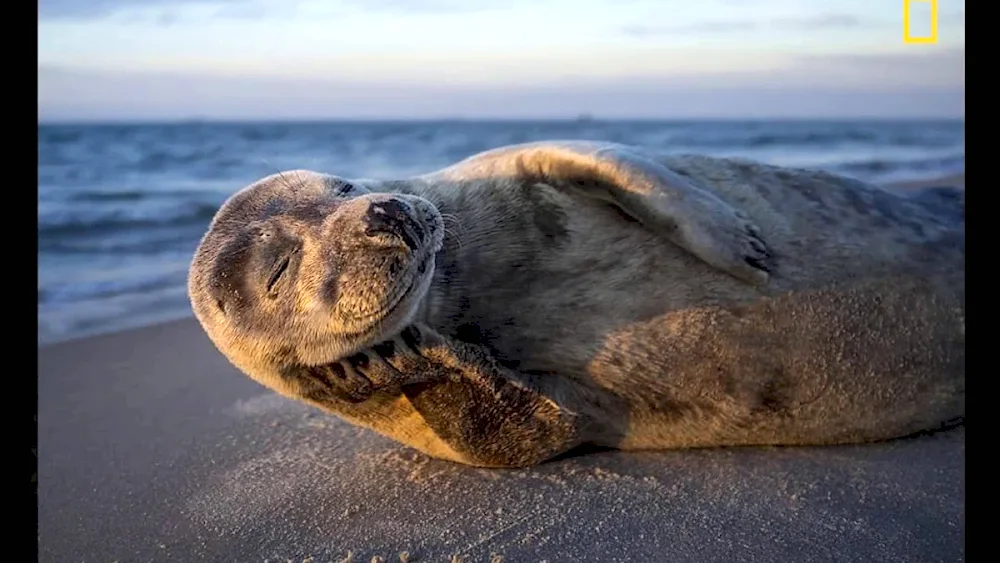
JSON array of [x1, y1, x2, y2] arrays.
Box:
[[329, 198, 444, 348], [346, 248, 435, 323]]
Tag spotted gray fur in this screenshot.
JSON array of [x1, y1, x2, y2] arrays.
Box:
[[188, 141, 964, 467]]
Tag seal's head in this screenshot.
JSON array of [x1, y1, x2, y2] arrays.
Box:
[[188, 170, 444, 393]]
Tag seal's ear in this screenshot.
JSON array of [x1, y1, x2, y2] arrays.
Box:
[[427, 141, 773, 285]]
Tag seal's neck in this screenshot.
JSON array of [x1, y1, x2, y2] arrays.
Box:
[[381, 177, 474, 329], [415, 212, 467, 329], [365, 176, 514, 330]]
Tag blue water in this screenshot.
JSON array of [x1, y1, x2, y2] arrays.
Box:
[[37, 120, 965, 346]]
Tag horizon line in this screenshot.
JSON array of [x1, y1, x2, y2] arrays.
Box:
[[38, 115, 967, 126]]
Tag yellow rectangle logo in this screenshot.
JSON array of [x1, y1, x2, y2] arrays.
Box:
[[904, 0, 939, 44]]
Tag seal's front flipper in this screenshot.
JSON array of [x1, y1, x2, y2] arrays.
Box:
[[351, 324, 584, 468], [433, 141, 772, 285]]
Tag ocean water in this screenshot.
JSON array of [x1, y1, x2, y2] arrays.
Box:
[[37, 120, 965, 346]]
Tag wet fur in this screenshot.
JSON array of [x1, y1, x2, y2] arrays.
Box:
[[188, 144, 965, 468]]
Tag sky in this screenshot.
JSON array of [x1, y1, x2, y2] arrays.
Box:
[[38, 0, 966, 121]]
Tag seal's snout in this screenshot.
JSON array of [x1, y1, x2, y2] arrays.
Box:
[[363, 198, 424, 251]]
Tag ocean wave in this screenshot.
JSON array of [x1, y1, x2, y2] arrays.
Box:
[[739, 131, 942, 148], [39, 270, 188, 305], [38, 286, 194, 347], [62, 187, 233, 202], [833, 153, 965, 175], [78, 191, 149, 202], [37, 227, 203, 255], [38, 199, 223, 238], [135, 147, 231, 172]]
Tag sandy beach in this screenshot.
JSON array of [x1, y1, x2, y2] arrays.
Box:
[[37, 174, 965, 562]]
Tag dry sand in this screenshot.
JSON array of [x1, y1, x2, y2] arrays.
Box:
[[37, 174, 965, 563]]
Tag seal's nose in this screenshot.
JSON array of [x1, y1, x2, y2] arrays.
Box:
[[363, 199, 422, 251]]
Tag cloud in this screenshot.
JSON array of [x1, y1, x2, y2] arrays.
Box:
[[39, 0, 169, 19], [623, 21, 755, 36], [205, 1, 273, 19], [773, 14, 862, 29], [334, 0, 492, 14], [38, 0, 251, 19], [940, 10, 965, 24], [38, 0, 498, 21], [37, 49, 965, 121], [623, 13, 864, 36], [39, 0, 309, 26], [792, 48, 965, 87]]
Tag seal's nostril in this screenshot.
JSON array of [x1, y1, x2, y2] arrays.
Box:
[[363, 199, 423, 251]]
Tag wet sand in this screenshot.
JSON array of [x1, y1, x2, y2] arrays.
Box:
[[37, 174, 965, 562]]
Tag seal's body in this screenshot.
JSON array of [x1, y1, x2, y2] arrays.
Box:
[[189, 141, 964, 467]]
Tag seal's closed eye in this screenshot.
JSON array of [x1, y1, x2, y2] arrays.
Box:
[[253, 236, 299, 297], [266, 256, 291, 294]]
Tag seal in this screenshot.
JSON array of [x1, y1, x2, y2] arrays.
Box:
[[188, 141, 965, 468]]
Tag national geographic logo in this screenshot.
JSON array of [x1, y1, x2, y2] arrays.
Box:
[[903, 0, 939, 44]]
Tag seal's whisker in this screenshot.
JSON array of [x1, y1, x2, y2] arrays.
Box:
[[275, 170, 298, 192], [212, 240, 254, 261], [441, 213, 466, 234], [443, 227, 463, 252], [437, 212, 465, 251], [441, 212, 464, 227], [260, 158, 302, 193]]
